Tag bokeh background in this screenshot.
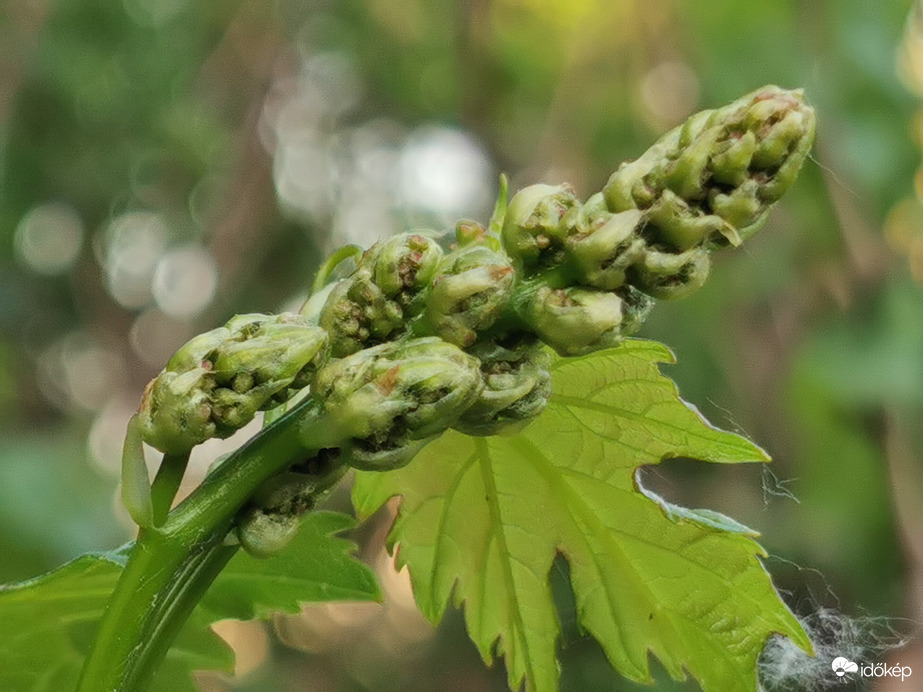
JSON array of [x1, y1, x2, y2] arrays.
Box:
[[1, 1, 922, 690]]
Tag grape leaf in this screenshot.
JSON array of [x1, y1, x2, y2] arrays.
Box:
[[0, 548, 225, 692], [202, 509, 381, 620], [0, 551, 129, 692], [352, 340, 812, 692], [0, 511, 379, 691]]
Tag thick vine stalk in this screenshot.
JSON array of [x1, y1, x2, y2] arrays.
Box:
[[78, 398, 334, 691]]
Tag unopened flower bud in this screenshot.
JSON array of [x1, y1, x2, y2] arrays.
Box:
[[646, 189, 726, 251], [165, 326, 230, 373], [250, 470, 318, 510], [236, 460, 346, 558], [665, 124, 723, 201], [236, 507, 302, 559], [138, 314, 328, 453], [363, 233, 444, 301], [423, 246, 515, 347], [236, 450, 347, 558], [212, 318, 327, 394], [710, 130, 757, 186], [629, 246, 710, 300], [319, 274, 404, 357], [209, 314, 328, 425], [222, 312, 273, 335], [138, 368, 216, 455], [454, 340, 551, 436], [617, 285, 656, 335], [502, 184, 579, 270], [210, 387, 267, 435], [455, 219, 502, 252], [517, 285, 626, 356], [707, 179, 767, 243], [581, 191, 608, 216], [565, 208, 647, 290], [604, 86, 815, 251], [306, 337, 482, 471]]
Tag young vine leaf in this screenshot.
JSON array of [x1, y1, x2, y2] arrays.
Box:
[[352, 340, 812, 692], [0, 551, 132, 692], [0, 511, 379, 691]]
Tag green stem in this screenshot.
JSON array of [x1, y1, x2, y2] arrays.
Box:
[[150, 452, 190, 526], [77, 398, 341, 692], [311, 244, 362, 294], [119, 537, 239, 690]]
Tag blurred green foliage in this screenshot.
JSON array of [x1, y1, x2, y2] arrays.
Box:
[[1, 0, 921, 689]]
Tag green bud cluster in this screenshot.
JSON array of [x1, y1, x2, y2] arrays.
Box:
[[294, 86, 813, 439], [422, 245, 515, 348], [236, 453, 347, 558], [130, 86, 814, 526], [454, 339, 551, 436], [315, 234, 444, 357], [314, 230, 519, 354], [498, 85, 814, 322], [236, 505, 303, 559], [603, 85, 816, 294], [511, 282, 653, 357], [138, 313, 328, 454], [500, 186, 647, 291], [305, 337, 483, 470]]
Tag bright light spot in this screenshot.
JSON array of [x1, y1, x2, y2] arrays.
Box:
[[68, 347, 122, 410], [151, 244, 218, 319], [14, 202, 84, 275], [88, 396, 150, 477], [898, 3, 923, 97], [332, 189, 398, 249], [263, 50, 497, 255], [37, 332, 124, 412], [122, 0, 189, 28], [399, 126, 493, 219], [187, 174, 228, 229], [303, 52, 362, 119], [268, 52, 361, 134], [105, 211, 168, 309], [129, 308, 195, 368], [264, 52, 364, 223], [273, 134, 335, 220], [180, 417, 264, 499], [640, 61, 700, 127]]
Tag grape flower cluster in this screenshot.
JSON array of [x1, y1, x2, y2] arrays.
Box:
[[131, 86, 815, 555]]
